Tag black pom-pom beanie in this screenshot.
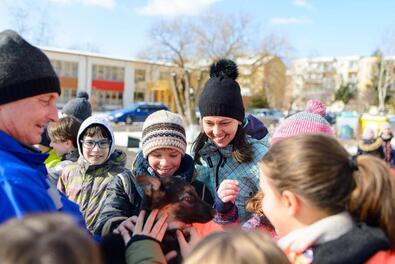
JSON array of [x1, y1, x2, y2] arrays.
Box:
[[198, 59, 244, 122], [0, 30, 61, 105]]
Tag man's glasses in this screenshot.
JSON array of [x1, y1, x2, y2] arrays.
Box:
[[80, 139, 111, 149]]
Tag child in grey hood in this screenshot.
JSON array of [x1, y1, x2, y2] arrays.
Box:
[[58, 116, 132, 232]]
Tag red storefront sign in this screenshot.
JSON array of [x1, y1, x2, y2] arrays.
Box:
[[92, 80, 124, 92]]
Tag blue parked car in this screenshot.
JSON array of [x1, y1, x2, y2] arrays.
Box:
[[108, 102, 169, 124]]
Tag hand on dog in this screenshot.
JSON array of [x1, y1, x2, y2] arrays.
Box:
[[217, 179, 240, 203], [114, 215, 138, 235], [176, 227, 202, 258], [118, 209, 169, 245]]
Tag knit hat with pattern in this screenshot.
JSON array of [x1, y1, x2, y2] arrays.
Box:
[[142, 110, 187, 158], [0, 30, 60, 105], [271, 100, 334, 144]]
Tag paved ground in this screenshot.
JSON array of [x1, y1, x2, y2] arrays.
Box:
[[111, 122, 143, 168]]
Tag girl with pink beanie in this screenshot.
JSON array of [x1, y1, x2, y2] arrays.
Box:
[[271, 100, 334, 145]]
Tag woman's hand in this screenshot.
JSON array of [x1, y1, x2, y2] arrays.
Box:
[[217, 179, 240, 203]]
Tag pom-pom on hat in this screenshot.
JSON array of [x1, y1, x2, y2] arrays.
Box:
[[271, 99, 334, 144], [381, 122, 392, 131], [198, 59, 245, 122], [62, 91, 92, 122], [141, 110, 187, 158], [0, 30, 61, 105]]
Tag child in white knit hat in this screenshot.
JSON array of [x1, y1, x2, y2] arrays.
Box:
[[95, 110, 213, 236]]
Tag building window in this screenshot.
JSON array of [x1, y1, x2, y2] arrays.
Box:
[[92, 64, 124, 81], [159, 71, 169, 80], [92, 89, 123, 110], [50, 60, 78, 78], [57, 88, 77, 104], [134, 91, 145, 101], [349, 61, 358, 69], [135, 69, 146, 83]]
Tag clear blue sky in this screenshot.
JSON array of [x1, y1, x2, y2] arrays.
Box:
[[1, 0, 394, 60]]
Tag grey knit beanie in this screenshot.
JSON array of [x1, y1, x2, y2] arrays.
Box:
[[62, 91, 92, 121], [0, 30, 60, 105]]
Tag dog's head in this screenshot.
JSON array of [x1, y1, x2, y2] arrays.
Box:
[[137, 176, 215, 230]]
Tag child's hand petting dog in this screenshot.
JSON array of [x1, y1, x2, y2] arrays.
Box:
[[217, 179, 240, 203], [176, 227, 202, 257], [118, 209, 169, 245], [113, 215, 138, 235]]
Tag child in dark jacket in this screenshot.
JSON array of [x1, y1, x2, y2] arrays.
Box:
[[95, 110, 213, 236]]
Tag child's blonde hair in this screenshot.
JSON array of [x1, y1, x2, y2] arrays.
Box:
[[261, 134, 395, 246], [0, 213, 101, 264], [47, 116, 81, 148], [184, 229, 289, 264], [245, 191, 264, 215]]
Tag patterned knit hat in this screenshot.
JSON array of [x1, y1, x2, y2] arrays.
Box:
[[271, 100, 334, 144], [141, 110, 187, 158], [0, 30, 61, 105]]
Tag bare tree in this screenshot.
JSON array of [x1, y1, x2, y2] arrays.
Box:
[[193, 12, 253, 61], [144, 17, 199, 125], [375, 30, 395, 112], [33, 7, 54, 46], [142, 12, 292, 125], [370, 50, 395, 113], [7, 1, 55, 45], [377, 58, 395, 112]]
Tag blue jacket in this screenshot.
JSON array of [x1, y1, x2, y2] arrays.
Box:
[[195, 136, 268, 222], [0, 131, 85, 227]]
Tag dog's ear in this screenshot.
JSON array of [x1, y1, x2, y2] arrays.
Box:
[[136, 175, 161, 197]]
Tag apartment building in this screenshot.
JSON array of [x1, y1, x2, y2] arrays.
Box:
[[288, 56, 394, 110], [237, 56, 287, 110]]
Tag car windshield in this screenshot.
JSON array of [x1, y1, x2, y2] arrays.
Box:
[[124, 104, 138, 111]]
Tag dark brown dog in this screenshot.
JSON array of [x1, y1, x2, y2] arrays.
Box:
[[137, 175, 215, 226], [100, 176, 215, 264], [137, 175, 215, 264]]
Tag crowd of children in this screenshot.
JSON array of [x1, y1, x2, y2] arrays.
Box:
[[1, 29, 395, 264]]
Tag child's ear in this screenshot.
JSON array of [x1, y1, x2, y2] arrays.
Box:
[[136, 176, 161, 197], [281, 190, 300, 217], [65, 139, 73, 148]]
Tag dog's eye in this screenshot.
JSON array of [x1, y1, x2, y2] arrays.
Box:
[[183, 196, 194, 202]]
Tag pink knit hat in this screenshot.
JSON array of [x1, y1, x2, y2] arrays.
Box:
[[271, 100, 334, 144]]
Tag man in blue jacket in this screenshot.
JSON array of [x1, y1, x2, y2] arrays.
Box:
[[0, 29, 85, 227]]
